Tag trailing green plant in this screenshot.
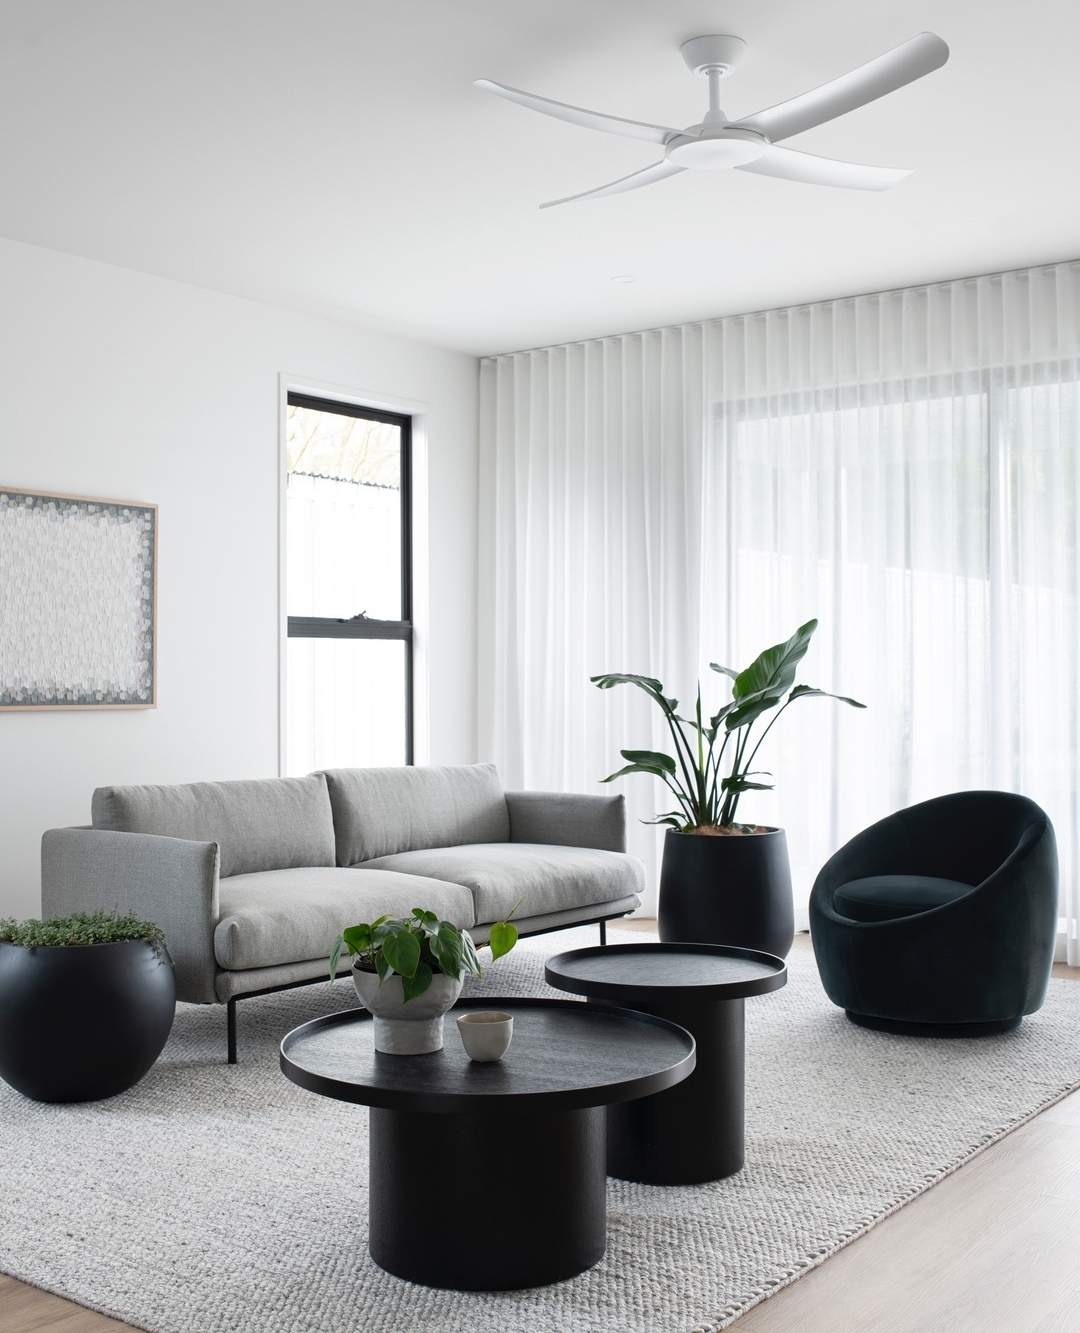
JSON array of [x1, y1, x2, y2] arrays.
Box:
[[592, 618, 865, 833], [0, 909, 168, 960], [328, 900, 523, 1002]]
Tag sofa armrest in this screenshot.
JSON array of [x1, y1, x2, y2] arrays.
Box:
[[504, 791, 627, 852], [41, 828, 221, 1004]]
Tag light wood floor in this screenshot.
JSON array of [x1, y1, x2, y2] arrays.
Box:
[[3, 921, 1079, 1333]]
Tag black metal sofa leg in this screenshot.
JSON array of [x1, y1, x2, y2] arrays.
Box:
[[227, 998, 237, 1064]]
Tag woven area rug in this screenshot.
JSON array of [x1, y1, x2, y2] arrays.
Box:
[[4, 929, 1080, 1333]]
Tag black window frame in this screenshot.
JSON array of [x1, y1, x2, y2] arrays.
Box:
[[286, 391, 414, 765]]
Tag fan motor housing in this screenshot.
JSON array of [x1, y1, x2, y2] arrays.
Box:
[[665, 127, 767, 170]]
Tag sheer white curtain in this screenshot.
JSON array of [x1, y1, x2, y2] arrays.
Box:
[[479, 262, 1080, 947], [478, 331, 708, 901]]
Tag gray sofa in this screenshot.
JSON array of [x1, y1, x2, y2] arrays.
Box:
[[40, 763, 643, 1058]]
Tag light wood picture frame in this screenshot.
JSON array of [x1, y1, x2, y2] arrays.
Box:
[[0, 487, 157, 710]]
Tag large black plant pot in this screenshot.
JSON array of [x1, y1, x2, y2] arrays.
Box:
[[658, 828, 795, 958], [0, 939, 176, 1102]]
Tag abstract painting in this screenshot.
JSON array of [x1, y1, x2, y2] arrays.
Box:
[[0, 488, 156, 709]]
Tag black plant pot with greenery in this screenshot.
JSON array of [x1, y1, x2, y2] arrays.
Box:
[[594, 619, 863, 959], [658, 827, 795, 957], [0, 912, 176, 1103]]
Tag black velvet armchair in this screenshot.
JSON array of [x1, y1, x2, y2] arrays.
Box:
[[809, 791, 1058, 1035]]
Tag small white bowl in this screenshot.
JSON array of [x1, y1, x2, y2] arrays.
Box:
[[457, 1011, 513, 1062]]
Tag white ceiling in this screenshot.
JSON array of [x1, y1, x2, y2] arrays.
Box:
[[1, 0, 1078, 356]]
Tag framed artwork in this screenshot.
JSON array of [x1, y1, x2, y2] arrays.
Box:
[[0, 487, 157, 710]]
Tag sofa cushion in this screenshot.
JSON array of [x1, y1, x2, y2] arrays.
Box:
[[214, 867, 475, 971], [92, 774, 336, 880], [506, 790, 627, 851], [323, 764, 510, 866], [358, 843, 646, 925], [833, 874, 972, 924]]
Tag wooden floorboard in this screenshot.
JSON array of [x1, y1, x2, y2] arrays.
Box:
[[0, 1273, 129, 1332], [3, 920, 1078, 1332]]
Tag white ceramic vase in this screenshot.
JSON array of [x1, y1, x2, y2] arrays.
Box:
[[352, 965, 463, 1054]]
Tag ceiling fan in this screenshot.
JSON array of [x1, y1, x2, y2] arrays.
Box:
[[475, 31, 948, 207]]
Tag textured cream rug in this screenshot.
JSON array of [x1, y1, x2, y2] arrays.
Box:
[[3, 928, 1080, 1333]]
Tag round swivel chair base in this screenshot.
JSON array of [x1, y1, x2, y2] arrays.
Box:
[[845, 1010, 1023, 1038]]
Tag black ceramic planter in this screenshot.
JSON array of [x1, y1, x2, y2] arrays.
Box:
[[657, 828, 795, 958], [0, 939, 176, 1102]]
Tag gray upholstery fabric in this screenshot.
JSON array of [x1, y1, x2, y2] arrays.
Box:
[[91, 774, 336, 879], [214, 955, 354, 1002], [359, 843, 647, 924], [214, 897, 641, 999], [505, 790, 627, 852], [50, 769, 641, 1018], [323, 763, 510, 866], [469, 894, 641, 945], [214, 867, 475, 971], [41, 828, 220, 1004]]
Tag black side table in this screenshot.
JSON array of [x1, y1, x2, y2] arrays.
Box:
[[545, 943, 786, 1184], [280, 996, 694, 1290]]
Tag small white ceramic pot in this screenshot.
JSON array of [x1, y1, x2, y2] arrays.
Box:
[[352, 966, 464, 1054], [457, 1011, 514, 1062]]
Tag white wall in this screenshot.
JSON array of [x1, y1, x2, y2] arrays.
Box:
[[0, 238, 479, 919]]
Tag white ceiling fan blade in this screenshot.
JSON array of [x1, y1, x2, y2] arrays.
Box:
[[731, 32, 949, 143], [735, 144, 909, 190], [474, 78, 676, 146], [540, 159, 684, 209]]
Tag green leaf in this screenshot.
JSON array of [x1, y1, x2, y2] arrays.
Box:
[[381, 929, 421, 978], [600, 760, 676, 783], [720, 776, 774, 793], [620, 749, 677, 775], [709, 701, 739, 729], [401, 962, 433, 1003], [428, 927, 464, 980], [372, 916, 406, 947], [788, 684, 866, 708], [341, 923, 372, 954], [591, 670, 663, 693], [709, 663, 740, 681], [375, 952, 392, 983], [649, 814, 687, 829], [590, 672, 679, 718], [328, 933, 345, 984], [723, 687, 785, 732], [732, 619, 818, 703], [488, 920, 519, 963], [411, 907, 439, 925], [460, 929, 482, 978]]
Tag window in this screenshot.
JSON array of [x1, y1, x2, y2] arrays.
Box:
[[708, 366, 1079, 906], [285, 393, 412, 772]]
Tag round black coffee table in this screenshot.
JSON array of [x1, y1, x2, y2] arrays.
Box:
[[280, 995, 694, 1290], [545, 943, 786, 1184]]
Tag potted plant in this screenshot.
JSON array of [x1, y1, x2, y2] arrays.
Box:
[[0, 908, 176, 1102], [592, 618, 864, 957], [329, 904, 521, 1054]]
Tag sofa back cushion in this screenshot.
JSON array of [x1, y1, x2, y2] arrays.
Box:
[[322, 763, 510, 866], [91, 774, 336, 879]]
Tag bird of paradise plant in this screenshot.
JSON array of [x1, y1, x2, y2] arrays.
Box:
[[592, 618, 864, 832]]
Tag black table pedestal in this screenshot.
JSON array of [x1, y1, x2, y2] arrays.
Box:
[[281, 997, 694, 1291], [370, 1104, 607, 1289], [606, 995, 745, 1184], [544, 944, 787, 1188]]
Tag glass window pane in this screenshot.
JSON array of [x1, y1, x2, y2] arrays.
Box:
[[286, 404, 402, 620], [286, 638, 407, 774]]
